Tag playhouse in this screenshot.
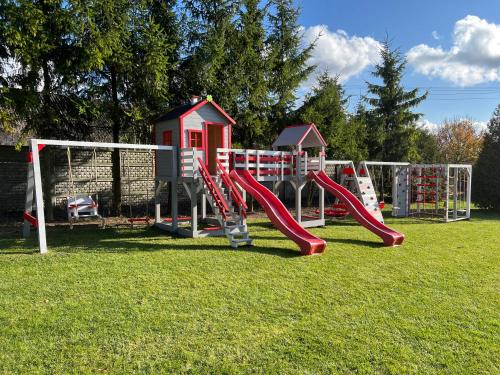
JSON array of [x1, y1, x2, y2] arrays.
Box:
[[22, 96, 472, 255], [154, 96, 235, 175]]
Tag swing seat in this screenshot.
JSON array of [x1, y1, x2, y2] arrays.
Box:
[[379, 201, 385, 209], [67, 195, 100, 221], [127, 217, 151, 228]]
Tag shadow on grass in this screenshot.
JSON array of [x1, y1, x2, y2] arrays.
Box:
[[0, 226, 301, 258], [322, 237, 385, 249]]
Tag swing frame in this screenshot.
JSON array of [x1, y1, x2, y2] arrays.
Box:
[[23, 139, 176, 253], [66, 146, 104, 229]]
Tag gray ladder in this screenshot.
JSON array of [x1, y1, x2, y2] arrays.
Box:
[[202, 177, 253, 249]]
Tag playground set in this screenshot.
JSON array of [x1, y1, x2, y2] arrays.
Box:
[[22, 97, 472, 255]]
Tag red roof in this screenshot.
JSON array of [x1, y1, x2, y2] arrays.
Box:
[[156, 100, 236, 125], [272, 124, 327, 148]]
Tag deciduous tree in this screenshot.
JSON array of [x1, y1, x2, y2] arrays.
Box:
[[436, 118, 484, 163]]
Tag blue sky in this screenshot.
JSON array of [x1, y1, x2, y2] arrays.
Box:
[[296, 0, 500, 129]]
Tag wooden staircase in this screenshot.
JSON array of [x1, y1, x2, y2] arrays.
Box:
[[198, 158, 253, 248]]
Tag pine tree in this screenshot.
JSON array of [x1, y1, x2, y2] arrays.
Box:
[[297, 73, 367, 161], [231, 0, 270, 147], [414, 128, 441, 163], [364, 40, 428, 161], [180, 0, 239, 109], [0, 0, 91, 140], [75, 0, 177, 214], [473, 104, 500, 210], [267, 0, 315, 135]]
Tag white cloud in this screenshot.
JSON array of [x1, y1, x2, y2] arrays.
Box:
[[407, 15, 500, 86], [418, 119, 488, 134], [431, 31, 440, 40], [473, 121, 488, 133], [417, 119, 440, 132], [302, 25, 381, 85]]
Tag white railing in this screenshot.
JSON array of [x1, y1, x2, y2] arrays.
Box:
[[307, 156, 325, 172], [217, 148, 295, 181], [216, 148, 326, 180], [180, 148, 204, 178]]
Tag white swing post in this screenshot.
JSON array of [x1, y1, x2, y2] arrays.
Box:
[[22, 139, 48, 253], [23, 139, 176, 254]]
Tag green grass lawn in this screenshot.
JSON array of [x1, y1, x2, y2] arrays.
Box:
[[1, 211, 499, 374]]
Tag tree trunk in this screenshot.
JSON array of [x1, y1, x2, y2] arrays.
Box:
[[41, 59, 55, 220], [110, 65, 122, 216]]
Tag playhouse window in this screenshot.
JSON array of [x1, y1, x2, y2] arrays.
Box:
[[189, 130, 203, 149], [163, 130, 172, 146]]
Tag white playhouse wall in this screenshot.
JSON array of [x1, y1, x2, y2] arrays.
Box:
[[155, 118, 178, 178], [183, 105, 231, 149]]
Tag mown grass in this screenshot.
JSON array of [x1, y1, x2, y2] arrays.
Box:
[[0, 211, 499, 374]]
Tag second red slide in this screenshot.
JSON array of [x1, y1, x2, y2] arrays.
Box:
[[230, 170, 326, 255], [308, 170, 404, 246]]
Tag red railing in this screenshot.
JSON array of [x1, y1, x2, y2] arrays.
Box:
[[197, 157, 229, 220], [216, 159, 247, 217]]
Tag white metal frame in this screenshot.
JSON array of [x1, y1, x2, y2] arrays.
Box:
[[359, 161, 410, 217], [405, 163, 472, 222], [23, 139, 176, 254]]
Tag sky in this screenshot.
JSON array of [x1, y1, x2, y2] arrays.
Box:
[[296, 0, 500, 131]]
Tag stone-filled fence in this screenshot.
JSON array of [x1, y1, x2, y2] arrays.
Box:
[[0, 145, 332, 221], [0, 145, 184, 220]]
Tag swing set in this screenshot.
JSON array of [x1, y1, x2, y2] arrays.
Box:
[[23, 139, 175, 253], [122, 149, 155, 227], [66, 147, 105, 228]]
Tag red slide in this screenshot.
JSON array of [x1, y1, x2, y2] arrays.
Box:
[[230, 170, 326, 255], [308, 171, 404, 246]]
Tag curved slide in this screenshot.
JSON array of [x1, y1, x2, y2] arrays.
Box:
[[309, 171, 404, 246], [230, 170, 326, 255]]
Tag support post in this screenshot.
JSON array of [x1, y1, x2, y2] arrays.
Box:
[[466, 166, 472, 219], [295, 183, 303, 224], [190, 181, 198, 236], [391, 166, 397, 216], [171, 180, 178, 231], [319, 185, 324, 222], [31, 139, 47, 254], [201, 192, 207, 219], [453, 167, 458, 220], [445, 165, 450, 222], [154, 180, 164, 224], [23, 161, 35, 238]]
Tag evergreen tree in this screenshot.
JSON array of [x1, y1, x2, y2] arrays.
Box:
[[414, 128, 440, 163], [180, 0, 239, 109], [0, 0, 92, 141], [473, 104, 500, 210], [75, 0, 177, 214], [267, 0, 315, 135], [231, 0, 270, 147], [297, 73, 367, 161], [364, 40, 428, 161]]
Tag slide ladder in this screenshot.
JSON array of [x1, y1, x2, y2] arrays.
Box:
[[198, 158, 253, 248], [340, 164, 384, 223], [230, 169, 326, 255], [309, 170, 404, 246]]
